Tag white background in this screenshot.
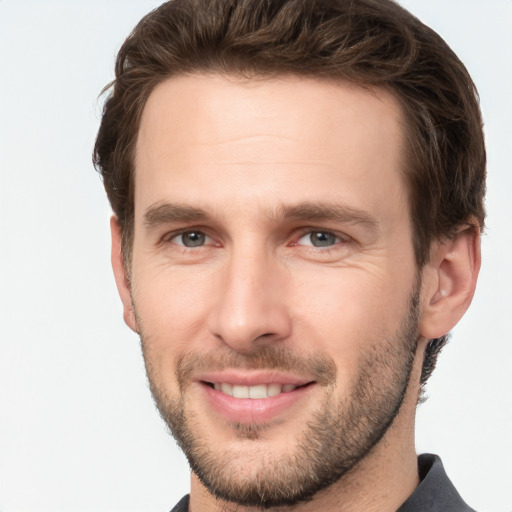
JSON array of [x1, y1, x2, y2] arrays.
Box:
[[0, 1, 510, 511]]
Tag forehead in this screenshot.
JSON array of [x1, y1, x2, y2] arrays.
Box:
[[134, 74, 407, 223]]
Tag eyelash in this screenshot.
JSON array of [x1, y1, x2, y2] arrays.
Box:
[[163, 229, 216, 248], [292, 229, 350, 249]]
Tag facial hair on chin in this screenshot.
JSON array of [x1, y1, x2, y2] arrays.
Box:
[[138, 287, 421, 508]]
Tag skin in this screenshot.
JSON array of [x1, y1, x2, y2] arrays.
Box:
[[111, 74, 480, 511]]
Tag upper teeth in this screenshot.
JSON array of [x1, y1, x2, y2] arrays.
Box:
[[213, 383, 298, 399]]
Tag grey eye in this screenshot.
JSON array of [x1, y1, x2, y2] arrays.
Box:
[[309, 232, 338, 247], [175, 231, 206, 247], [297, 231, 340, 247]]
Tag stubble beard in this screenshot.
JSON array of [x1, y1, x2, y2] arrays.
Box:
[[138, 288, 420, 509]]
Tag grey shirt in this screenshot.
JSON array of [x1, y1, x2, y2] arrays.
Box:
[[170, 454, 476, 512]]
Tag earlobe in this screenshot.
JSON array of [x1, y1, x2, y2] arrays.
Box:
[[419, 223, 481, 340], [110, 216, 138, 333]]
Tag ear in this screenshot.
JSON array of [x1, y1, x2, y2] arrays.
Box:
[[419, 223, 481, 339], [110, 216, 138, 332]]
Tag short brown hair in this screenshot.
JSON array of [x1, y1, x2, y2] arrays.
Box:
[[93, 0, 486, 387]]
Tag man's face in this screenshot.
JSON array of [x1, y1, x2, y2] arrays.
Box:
[[126, 75, 422, 506]]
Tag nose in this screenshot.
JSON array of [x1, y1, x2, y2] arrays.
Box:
[[208, 247, 292, 352]]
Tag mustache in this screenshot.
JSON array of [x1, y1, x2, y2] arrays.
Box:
[[175, 345, 337, 389]]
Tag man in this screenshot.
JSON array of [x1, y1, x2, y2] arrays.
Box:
[[93, 0, 485, 510]]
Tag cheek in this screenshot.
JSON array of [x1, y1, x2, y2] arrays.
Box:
[[290, 266, 415, 377], [131, 266, 217, 377]]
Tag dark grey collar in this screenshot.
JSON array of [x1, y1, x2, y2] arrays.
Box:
[[397, 453, 476, 512]]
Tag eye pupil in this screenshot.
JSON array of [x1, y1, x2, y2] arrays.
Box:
[[182, 232, 205, 247], [310, 232, 336, 247]]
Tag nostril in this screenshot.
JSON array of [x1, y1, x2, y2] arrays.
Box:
[[256, 332, 277, 340]]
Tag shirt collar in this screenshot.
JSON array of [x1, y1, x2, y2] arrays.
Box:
[[397, 453, 476, 512]]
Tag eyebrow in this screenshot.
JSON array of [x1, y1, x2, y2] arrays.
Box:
[[143, 201, 379, 231], [144, 202, 211, 228], [275, 202, 380, 231]]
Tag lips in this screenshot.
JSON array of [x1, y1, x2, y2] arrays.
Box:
[[196, 372, 316, 423]]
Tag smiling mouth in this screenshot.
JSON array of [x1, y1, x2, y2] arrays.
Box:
[[203, 382, 312, 399]]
